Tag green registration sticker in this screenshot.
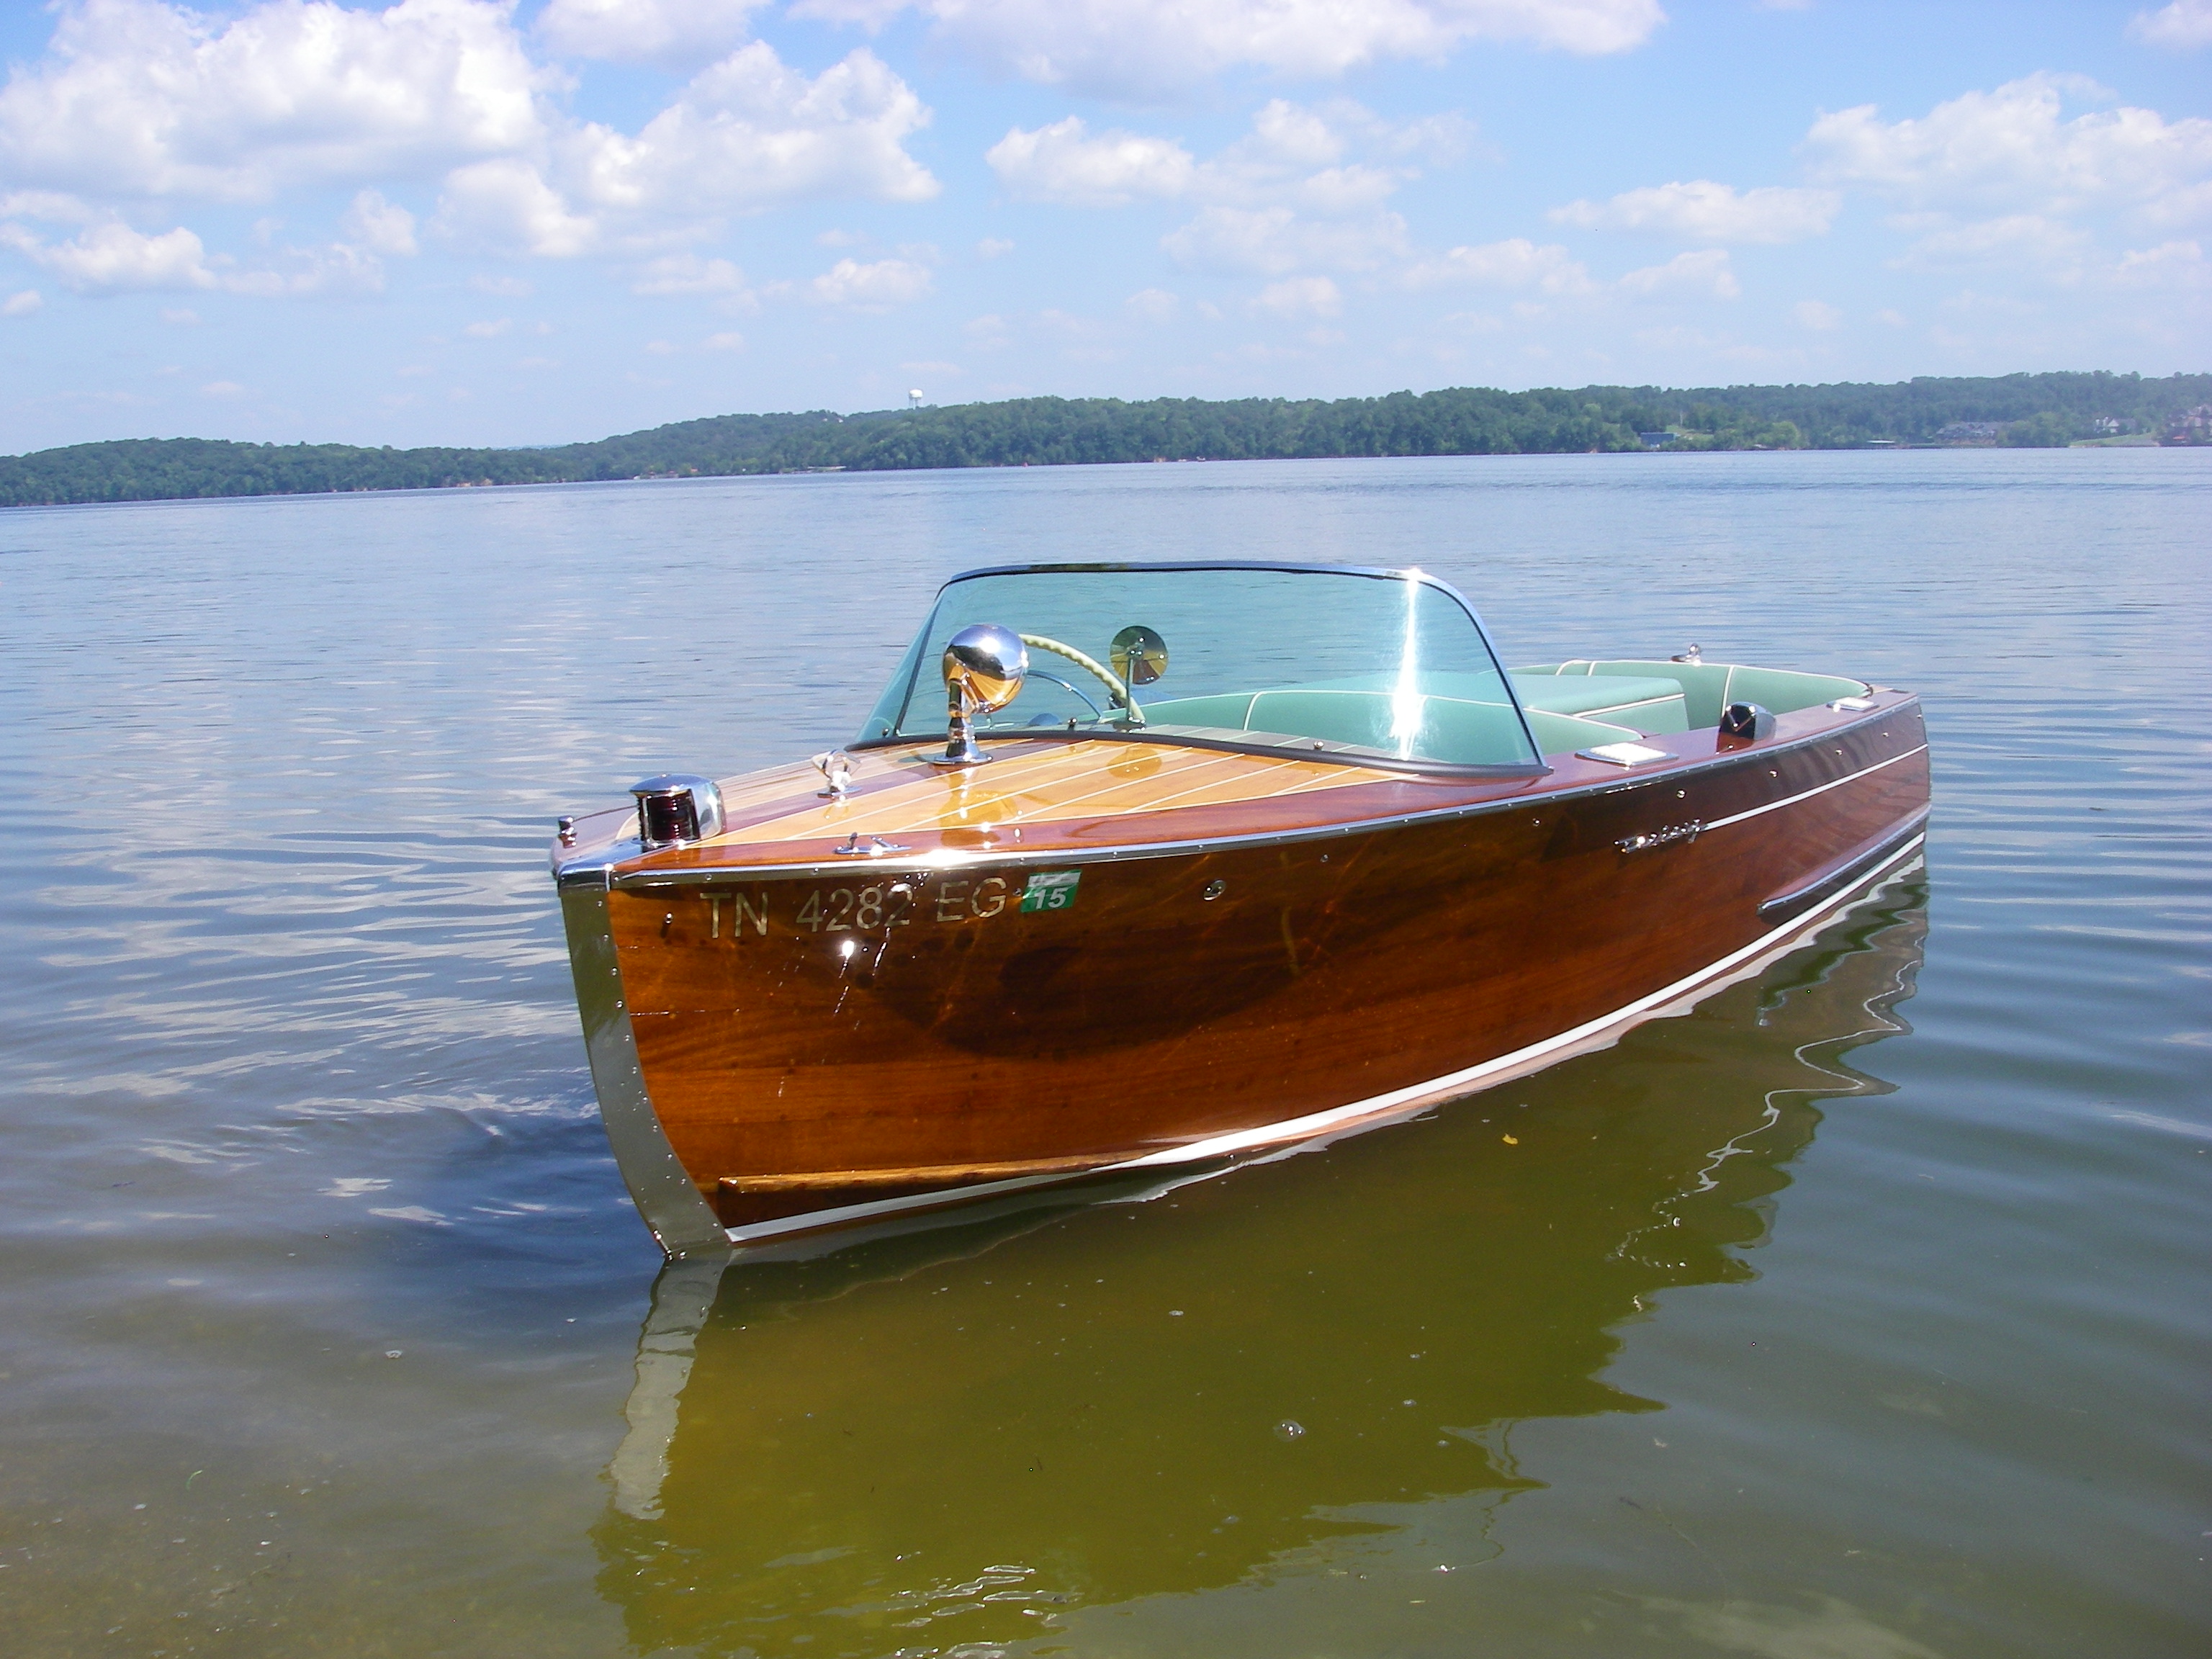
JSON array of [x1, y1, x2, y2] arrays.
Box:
[[1020, 871, 1082, 913]]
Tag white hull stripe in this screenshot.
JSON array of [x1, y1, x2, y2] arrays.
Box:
[[1703, 744, 1926, 832], [723, 824, 1928, 1247]]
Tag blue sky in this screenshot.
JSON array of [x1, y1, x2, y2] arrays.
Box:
[[0, 0, 2206, 452]]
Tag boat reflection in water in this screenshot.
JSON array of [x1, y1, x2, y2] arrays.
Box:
[[593, 877, 1925, 1657]]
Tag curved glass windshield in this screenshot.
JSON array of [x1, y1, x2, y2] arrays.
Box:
[[857, 564, 1543, 773]]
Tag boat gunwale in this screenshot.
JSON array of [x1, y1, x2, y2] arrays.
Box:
[[562, 693, 1924, 891]]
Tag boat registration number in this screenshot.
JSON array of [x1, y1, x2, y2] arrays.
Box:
[[721, 868, 1086, 938]]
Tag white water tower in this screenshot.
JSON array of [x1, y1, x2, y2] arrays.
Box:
[[908, 389, 924, 408]]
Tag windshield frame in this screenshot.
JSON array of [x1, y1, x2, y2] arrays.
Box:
[[854, 560, 1551, 780]]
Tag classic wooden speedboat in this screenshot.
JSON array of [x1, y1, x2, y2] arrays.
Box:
[[550, 561, 1929, 1257]]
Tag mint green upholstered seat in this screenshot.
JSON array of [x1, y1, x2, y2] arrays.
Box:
[[1506, 672, 1689, 734], [1141, 686, 1633, 764], [1515, 660, 1867, 728], [1522, 710, 1645, 751], [1137, 656, 1867, 765]]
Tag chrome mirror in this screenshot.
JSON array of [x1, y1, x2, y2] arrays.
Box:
[[934, 623, 1028, 767], [1111, 624, 1167, 687]]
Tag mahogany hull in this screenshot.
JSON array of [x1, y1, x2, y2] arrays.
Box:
[[557, 696, 1929, 1254]]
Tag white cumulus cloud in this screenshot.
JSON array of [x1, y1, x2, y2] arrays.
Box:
[[225, 238, 390, 296], [1406, 239, 1737, 305], [631, 253, 752, 296], [1405, 237, 1594, 293], [3, 289, 43, 315], [0, 0, 546, 202], [436, 158, 598, 257], [1251, 274, 1340, 317], [437, 45, 938, 256], [987, 100, 1451, 213], [1, 218, 215, 290], [1803, 73, 2212, 226], [986, 117, 1197, 206], [1550, 179, 1839, 243], [805, 255, 932, 306], [342, 189, 418, 256], [994, 100, 1448, 285], [538, 0, 768, 66], [1891, 212, 2093, 274], [2128, 1, 2212, 49], [1617, 248, 1739, 297], [803, 0, 1665, 99], [1162, 204, 1409, 274], [0, 5, 941, 280], [2112, 238, 2208, 287]]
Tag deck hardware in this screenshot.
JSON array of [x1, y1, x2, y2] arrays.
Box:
[[1671, 644, 1703, 663], [1720, 703, 1776, 741], [1577, 742, 1674, 768], [812, 750, 854, 798], [833, 833, 910, 858], [557, 815, 576, 845], [1828, 696, 1875, 711], [1202, 880, 1228, 901], [932, 624, 1028, 768], [1617, 822, 1704, 853], [631, 775, 725, 850]]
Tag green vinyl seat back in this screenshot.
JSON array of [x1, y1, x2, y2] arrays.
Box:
[[1139, 657, 1869, 765], [1506, 672, 1689, 734], [1522, 709, 1644, 752], [1515, 660, 1869, 729]]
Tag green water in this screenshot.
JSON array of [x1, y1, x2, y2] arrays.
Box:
[[0, 451, 2203, 1656]]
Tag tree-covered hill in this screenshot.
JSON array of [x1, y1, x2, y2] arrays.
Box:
[[3, 370, 2204, 509]]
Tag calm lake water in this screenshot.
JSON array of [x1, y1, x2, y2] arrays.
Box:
[[1, 451, 2205, 1658]]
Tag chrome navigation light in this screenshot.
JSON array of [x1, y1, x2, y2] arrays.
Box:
[[631, 774, 725, 850], [934, 624, 1028, 768]]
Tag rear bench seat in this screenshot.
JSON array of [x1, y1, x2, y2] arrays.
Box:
[[1138, 660, 1869, 765], [1506, 672, 1689, 734], [1516, 660, 1867, 729], [1143, 682, 1678, 765]]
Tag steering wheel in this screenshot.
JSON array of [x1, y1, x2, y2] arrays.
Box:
[[1017, 633, 1141, 724]]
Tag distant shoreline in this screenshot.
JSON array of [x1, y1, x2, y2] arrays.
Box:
[[4, 371, 2206, 511]]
